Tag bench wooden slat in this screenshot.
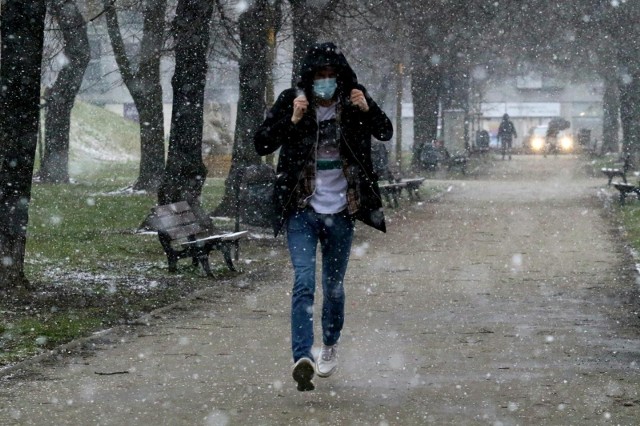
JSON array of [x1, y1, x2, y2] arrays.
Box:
[[216, 231, 249, 241], [613, 182, 634, 189], [379, 182, 407, 189], [148, 211, 198, 230], [163, 222, 203, 240], [152, 201, 191, 216], [612, 182, 640, 205], [180, 231, 248, 246]]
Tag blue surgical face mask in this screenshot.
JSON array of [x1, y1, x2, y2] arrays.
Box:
[[313, 78, 337, 100]]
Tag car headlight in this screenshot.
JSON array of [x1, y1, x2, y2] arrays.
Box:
[[560, 136, 573, 151], [531, 137, 545, 151]]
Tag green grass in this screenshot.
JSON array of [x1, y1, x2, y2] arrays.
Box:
[[27, 182, 156, 272], [589, 152, 640, 250], [620, 205, 640, 251], [1, 178, 229, 366], [2, 312, 104, 353], [25, 178, 227, 274]]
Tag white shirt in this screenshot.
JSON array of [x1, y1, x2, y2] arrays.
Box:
[[310, 103, 348, 214]]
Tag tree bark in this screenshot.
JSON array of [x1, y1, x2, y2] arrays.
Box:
[[212, 1, 268, 217], [157, 0, 213, 209], [289, 0, 341, 85], [289, 0, 318, 86], [410, 62, 441, 169], [104, 0, 167, 192], [40, 0, 90, 184], [619, 71, 640, 157], [601, 75, 620, 153], [0, 0, 47, 290]]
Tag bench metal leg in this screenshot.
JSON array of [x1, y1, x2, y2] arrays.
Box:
[[197, 253, 213, 277], [220, 244, 236, 271], [391, 189, 400, 208], [406, 184, 421, 200], [158, 233, 179, 273], [234, 240, 240, 261], [381, 191, 393, 208], [167, 257, 178, 273]]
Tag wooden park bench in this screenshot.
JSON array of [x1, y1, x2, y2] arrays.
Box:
[[137, 201, 248, 275], [602, 154, 633, 186], [612, 182, 640, 205], [602, 168, 627, 186], [379, 180, 406, 208], [372, 142, 426, 208], [379, 177, 427, 208], [400, 177, 426, 200]]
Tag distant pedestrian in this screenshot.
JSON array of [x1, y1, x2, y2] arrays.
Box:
[[545, 117, 570, 157], [254, 42, 393, 391], [497, 114, 517, 160]]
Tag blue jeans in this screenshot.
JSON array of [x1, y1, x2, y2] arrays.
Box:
[[286, 207, 355, 363]]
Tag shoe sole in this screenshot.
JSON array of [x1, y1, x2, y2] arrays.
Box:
[[292, 359, 315, 391], [316, 364, 336, 378]]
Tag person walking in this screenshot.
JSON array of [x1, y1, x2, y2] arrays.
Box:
[[254, 42, 393, 392], [497, 113, 517, 160]]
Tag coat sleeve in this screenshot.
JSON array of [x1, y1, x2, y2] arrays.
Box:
[[254, 88, 315, 156], [359, 86, 393, 141]]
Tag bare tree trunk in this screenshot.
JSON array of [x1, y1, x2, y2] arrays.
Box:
[[410, 62, 441, 169], [0, 0, 46, 290], [264, 0, 283, 167], [601, 75, 620, 153], [290, 0, 318, 86], [619, 71, 640, 157], [289, 0, 341, 85], [40, 0, 90, 184], [212, 1, 269, 217], [104, 0, 167, 192], [158, 0, 213, 208]]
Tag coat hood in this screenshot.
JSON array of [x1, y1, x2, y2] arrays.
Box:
[[297, 42, 358, 100]]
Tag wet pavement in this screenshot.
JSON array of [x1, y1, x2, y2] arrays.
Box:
[[1, 154, 639, 425]]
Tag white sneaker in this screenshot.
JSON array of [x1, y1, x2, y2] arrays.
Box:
[[316, 344, 338, 378], [292, 357, 315, 391]]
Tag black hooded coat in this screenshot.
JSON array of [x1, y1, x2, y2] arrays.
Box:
[[254, 42, 393, 236]]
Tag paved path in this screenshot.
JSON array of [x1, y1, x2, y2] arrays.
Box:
[[1, 155, 639, 425]]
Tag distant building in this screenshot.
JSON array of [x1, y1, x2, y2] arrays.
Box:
[[477, 72, 603, 149], [399, 71, 604, 152]]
